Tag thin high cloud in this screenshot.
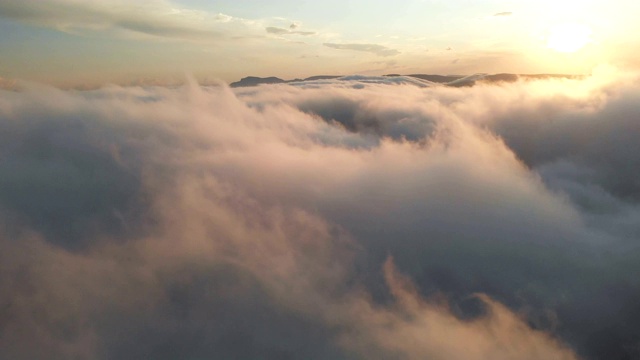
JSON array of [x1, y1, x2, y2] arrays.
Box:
[[0, 0, 267, 42], [1, 70, 640, 359], [0, 0, 321, 50], [323, 43, 401, 56], [266, 26, 316, 36]]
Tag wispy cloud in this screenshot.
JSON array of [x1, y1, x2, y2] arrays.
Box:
[[0, 0, 255, 41], [323, 43, 400, 56], [493, 11, 513, 16], [266, 26, 315, 36]]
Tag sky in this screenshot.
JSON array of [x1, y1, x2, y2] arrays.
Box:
[[1, 0, 640, 85]]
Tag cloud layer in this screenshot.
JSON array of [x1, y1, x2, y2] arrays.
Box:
[[0, 0, 312, 44], [1, 71, 640, 359]]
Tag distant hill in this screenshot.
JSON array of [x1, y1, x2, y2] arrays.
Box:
[[301, 75, 342, 81], [230, 75, 343, 87], [230, 74, 449, 87], [229, 76, 286, 87], [404, 74, 465, 83], [446, 73, 583, 87], [230, 73, 581, 88]]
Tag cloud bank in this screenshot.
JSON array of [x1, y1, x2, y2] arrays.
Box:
[[1, 70, 640, 359]]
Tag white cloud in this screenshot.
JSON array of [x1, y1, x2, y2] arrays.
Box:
[[1, 71, 640, 359]]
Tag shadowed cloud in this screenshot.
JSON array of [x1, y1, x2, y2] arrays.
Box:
[[1, 70, 640, 359]]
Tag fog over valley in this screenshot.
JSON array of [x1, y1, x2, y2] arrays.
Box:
[[1, 70, 640, 359]]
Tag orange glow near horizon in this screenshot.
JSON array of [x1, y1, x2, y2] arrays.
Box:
[[547, 23, 592, 53]]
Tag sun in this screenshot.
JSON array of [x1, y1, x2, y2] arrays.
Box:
[[547, 23, 592, 53]]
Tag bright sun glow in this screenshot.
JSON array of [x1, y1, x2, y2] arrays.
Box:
[[547, 23, 592, 53]]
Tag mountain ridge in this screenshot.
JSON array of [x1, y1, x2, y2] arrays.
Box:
[[230, 73, 583, 88]]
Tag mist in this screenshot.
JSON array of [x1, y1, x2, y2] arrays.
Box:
[[1, 70, 639, 359]]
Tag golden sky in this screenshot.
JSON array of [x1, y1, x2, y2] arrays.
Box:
[[0, 0, 638, 85]]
